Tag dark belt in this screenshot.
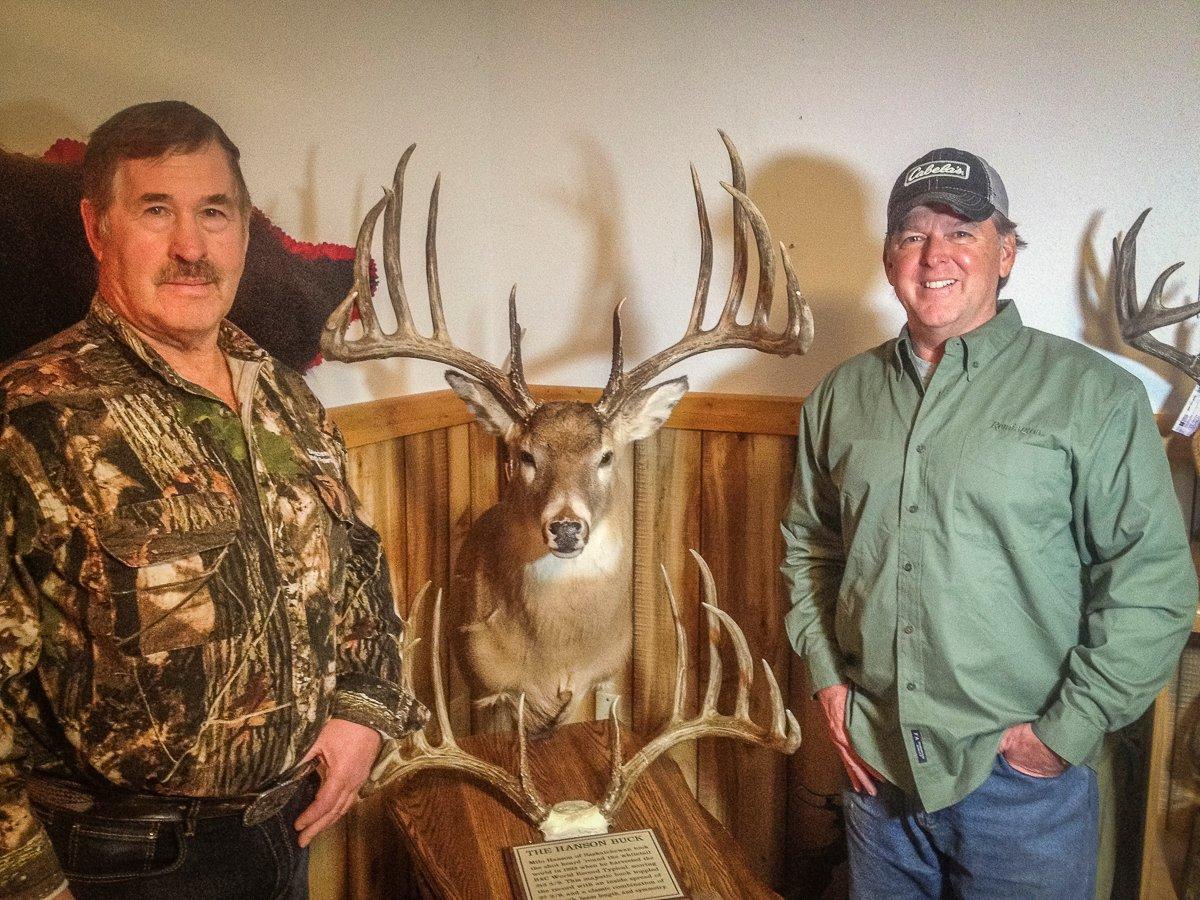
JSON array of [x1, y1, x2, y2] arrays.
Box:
[[28, 758, 319, 828]]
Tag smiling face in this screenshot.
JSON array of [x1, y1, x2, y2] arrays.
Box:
[[81, 141, 249, 352], [883, 204, 1016, 355]]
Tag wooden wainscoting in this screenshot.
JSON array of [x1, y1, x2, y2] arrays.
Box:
[[312, 390, 1200, 900], [308, 386, 841, 898]]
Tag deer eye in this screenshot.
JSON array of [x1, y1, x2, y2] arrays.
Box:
[[519, 451, 536, 468], [599, 451, 613, 467]]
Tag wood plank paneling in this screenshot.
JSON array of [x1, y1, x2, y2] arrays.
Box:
[[632, 429, 703, 790], [346, 439, 407, 612], [326, 391, 1197, 900], [697, 431, 795, 888]]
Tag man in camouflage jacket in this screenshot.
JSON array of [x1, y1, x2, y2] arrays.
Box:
[[0, 102, 426, 898]]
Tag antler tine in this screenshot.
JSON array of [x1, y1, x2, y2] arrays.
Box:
[[322, 194, 388, 353], [383, 145, 418, 334], [426, 173, 450, 341], [1112, 209, 1200, 381], [593, 133, 812, 420], [661, 562, 689, 724], [689, 163, 714, 333], [717, 129, 749, 327], [514, 694, 539, 802], [598, 299, 627, 408], [429, 589, 456, 748], [506, 286, 537, 412], [597, 550, 801, 820], [321, 146, 536, 423], [721, 183, 776, 330]]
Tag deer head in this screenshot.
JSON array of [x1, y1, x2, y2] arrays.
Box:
[[322, 134, 813, 559]]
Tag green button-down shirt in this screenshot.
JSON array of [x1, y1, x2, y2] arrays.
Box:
[[781, 300, 1196, 812]]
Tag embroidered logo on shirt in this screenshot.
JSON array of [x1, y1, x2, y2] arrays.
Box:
[[989, 421, 1045, 439], [911, 728, 928, 763]]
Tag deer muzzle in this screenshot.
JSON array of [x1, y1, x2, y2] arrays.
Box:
[[546, 518, 588, 557]]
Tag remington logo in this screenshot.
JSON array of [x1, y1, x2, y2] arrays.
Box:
[[990, 421, 1045, 438], [904, 161, 970, 186]]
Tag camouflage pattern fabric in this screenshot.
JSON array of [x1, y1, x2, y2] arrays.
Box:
[[0, 297, 427, 898]]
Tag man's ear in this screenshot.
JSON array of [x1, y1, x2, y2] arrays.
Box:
[[609, 376, 688, 445], [445, 371, 519, 437], [80, 198, 105, 260], [998, 232, 1017, 278]]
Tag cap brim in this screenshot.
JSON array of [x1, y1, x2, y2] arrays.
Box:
[[891, 189, 995, 227]]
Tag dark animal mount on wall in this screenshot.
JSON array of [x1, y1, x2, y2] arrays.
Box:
[[0, 140, 355, 371]]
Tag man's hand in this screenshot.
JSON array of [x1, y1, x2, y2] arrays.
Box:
[[293, 718, 382, 847], [998, 722, 1067, 777], [815, 684, 882, 795]]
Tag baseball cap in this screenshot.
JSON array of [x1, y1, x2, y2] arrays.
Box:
[[886, 148, 1009, 234]]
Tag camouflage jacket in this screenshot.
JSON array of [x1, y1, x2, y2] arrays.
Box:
[[0, 297, 427, 898]]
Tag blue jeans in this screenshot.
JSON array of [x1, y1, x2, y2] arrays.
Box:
[[844, 754, 1098, 899], [34, 776, 317, 899]]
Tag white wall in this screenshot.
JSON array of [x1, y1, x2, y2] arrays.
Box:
[[3, 1, 1197, 411]]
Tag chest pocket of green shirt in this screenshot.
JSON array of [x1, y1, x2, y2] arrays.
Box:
[[954, 434, 1070, 549], [93, 493, 245, 656]]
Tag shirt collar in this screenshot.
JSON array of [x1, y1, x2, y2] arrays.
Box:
[[892, 299, 1022, 381], [88, 294, 268, 392]]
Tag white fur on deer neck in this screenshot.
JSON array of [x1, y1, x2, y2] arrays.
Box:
[[526, 518, 621, 585]]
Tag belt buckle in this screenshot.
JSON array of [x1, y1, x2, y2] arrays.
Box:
[[242, 759, 318, 827]]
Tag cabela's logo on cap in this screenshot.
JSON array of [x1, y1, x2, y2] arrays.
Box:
[[904, 160, 970, 186]]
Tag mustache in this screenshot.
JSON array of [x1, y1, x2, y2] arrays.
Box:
[[154, 259, 221, 285]]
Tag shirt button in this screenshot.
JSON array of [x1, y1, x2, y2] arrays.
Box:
[[903, 562, 913, 572], [904, 625, 914, 634], [972, 361, 980, 369], [906, 682, 917, 691], [916, 444, 926, 454], [908, 504, 918, 513]]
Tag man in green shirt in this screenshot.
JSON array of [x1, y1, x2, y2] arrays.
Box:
[[781, 147, 1196, 897]]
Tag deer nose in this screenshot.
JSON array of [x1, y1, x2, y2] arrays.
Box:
[[546, 519, 586, 552]]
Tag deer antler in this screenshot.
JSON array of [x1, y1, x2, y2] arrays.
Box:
[[594, 132, 814, 418], [597, 550, 801, 819], [1113, 208, 1200, 382], [321, 145, 537, 422], [372, 553, 799, 839], [370, 582, 549, 824]]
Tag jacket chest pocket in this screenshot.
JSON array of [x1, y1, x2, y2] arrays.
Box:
[[93, 493, 246, 656]]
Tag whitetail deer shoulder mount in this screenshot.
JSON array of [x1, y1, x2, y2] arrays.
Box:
[[322, 133, 813, 735]]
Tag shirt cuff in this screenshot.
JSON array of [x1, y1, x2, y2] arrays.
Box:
[[804, 643, 847, 697], [1031, 702, 1106, 766], [0, 831, 66, 900], [333, 673, 429, 739]]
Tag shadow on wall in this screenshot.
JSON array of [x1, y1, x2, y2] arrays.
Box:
[[533, 133, 637, 382], [532, 143, 888, 397], [1076, 210, 1197, 416], [704, 151, 891, 395]]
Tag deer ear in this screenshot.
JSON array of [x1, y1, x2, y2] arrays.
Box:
[[445, 371, 518, 436], [610, 376, 688, 444]]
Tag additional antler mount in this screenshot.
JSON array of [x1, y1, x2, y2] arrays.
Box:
[[594, 131, 814, 418], [320, 145, 537, 423], [371, 551, 801, 841], [1113, 208, 1200, 383]]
